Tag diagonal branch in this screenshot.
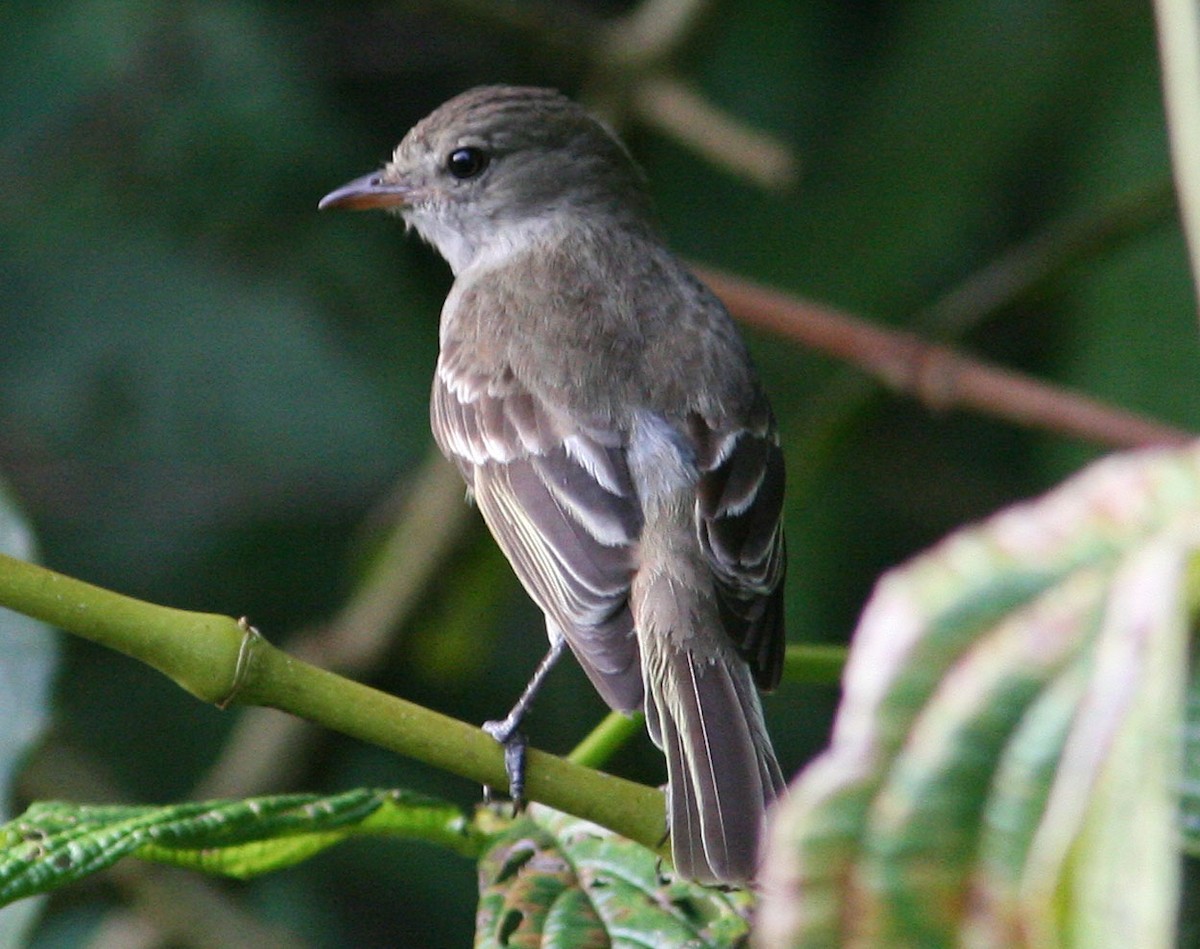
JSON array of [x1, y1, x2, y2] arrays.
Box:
[[697, 267, 1194, 450], [0, 552, 667, 855]]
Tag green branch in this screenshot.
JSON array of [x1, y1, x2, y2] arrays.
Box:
[[0, 553, 667, 856], [782, 643, 847, 684]]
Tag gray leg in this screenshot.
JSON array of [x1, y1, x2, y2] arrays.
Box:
[[483, 633, 567, 807]]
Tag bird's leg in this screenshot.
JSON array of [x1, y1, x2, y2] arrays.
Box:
[[483, 633, 567, 809]]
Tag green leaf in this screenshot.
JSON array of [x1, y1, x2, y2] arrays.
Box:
[[0, 789, 478, 906], [757, 445, 1198, 948], [475, 804, 753, 949]]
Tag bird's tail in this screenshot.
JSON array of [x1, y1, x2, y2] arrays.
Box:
[[640, 630, 785, 885]]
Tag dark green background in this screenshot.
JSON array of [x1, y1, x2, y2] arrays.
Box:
[[1, 0, 1194, 945]]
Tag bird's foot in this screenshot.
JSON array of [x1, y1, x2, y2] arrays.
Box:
[[483, 717, 528, 813]]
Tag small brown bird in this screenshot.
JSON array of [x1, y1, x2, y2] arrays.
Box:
[[321, 86, 786, 884]]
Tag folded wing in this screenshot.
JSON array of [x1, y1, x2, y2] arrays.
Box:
[[691, 405, 787, 690], [431, 340, 645, 711]]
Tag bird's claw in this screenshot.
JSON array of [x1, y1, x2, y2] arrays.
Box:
[[483, 718, 528, 813]]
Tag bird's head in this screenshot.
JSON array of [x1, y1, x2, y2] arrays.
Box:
[[320, 85, 651, 273]]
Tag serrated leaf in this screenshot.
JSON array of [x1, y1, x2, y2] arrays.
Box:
[[476, 804, 753, 949], [0, 788, 477, 906], [757, 446, 1198, 948]]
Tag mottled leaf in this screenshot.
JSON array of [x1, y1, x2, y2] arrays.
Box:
[[476, 804, 753, 949], [758, 445, 1198, 948]]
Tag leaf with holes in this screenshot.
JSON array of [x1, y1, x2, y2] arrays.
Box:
[[757, 444, 1198, 949], [476, 804, 753, 948]]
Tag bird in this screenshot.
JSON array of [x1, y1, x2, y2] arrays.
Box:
[[320, 85, 786, 885]]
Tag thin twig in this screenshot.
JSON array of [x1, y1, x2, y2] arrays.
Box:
[[917, 179, 1176, 337], [602, 0, 715, 67], [696, 267, 1193, 450], [631, 76, 798, 190], [295, 452, 469, 672]]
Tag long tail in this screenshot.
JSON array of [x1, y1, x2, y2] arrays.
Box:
[[640, 632, 785, 884]]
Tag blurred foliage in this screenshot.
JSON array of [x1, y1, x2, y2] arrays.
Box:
[[761, 444, 1198, 948], [0, 0, 1194, 945], [0, 485, 56, 948]]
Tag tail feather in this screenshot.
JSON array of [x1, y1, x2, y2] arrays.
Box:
[[643, 642, 784, 884]]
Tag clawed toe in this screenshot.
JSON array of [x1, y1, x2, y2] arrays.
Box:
[[482, 720, 528, 811]]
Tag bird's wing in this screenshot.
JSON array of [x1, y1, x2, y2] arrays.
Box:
[[691, 404, 787, 690], [431, 339, 644, 711]]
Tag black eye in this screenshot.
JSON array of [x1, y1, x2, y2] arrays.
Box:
[[445, 146, 489, 180]]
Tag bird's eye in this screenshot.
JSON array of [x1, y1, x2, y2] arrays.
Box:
[[445, 146, 489, 180]]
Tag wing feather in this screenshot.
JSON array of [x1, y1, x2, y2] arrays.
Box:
[[432, 352, 644, 711], [692, 406, 787, 690]]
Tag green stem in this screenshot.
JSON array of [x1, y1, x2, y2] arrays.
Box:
[[568, 710, 645, 769], [0, 553, 244, 705], [783, 643, 848, 684], [0, 553, 666, 854]]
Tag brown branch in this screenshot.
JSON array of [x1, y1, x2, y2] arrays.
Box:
[[696, 266, 1194, 450]]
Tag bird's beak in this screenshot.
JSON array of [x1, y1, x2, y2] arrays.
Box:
[[318, 172, 413, 211]]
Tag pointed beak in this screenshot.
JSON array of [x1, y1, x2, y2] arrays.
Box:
[[318, 172, 413, 211]]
